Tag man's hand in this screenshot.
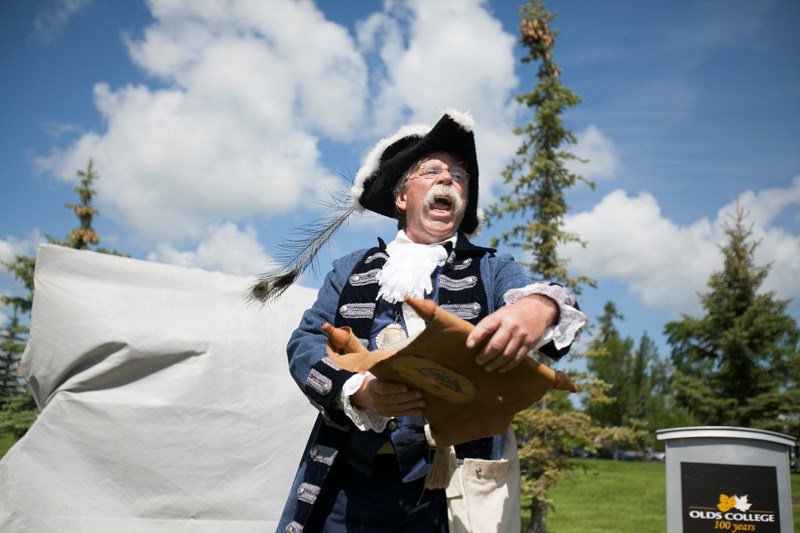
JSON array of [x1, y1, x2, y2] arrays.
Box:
[[466, 294, 558, 373], [351, 374, 426, 417]]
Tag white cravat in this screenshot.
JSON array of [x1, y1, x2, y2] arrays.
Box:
[[376, 230, 452, 304]]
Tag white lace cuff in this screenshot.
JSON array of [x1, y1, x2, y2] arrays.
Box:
[[503, 283, 586, 350], [340, 372, 390, 432]]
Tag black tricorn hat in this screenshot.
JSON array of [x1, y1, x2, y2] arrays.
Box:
[[250, 110, 482, 302], [351, 109, 482, 235]]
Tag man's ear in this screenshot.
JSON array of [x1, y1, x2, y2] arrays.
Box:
[[395, 191, 407, 212]]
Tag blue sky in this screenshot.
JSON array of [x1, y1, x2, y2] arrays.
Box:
[[2, 0, 799, 361]]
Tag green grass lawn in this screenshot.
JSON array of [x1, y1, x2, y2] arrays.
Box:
[[0, 433, 14, 458], [525, 459, 666, 533], [523, 459, 800, 533], [2, 437, 798, 531]]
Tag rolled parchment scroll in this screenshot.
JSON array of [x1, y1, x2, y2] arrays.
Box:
[[323, 296, 577, 448]]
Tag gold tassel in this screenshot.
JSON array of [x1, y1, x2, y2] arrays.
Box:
[[423, 424, 454, 490], [424, 447, 452, 490]]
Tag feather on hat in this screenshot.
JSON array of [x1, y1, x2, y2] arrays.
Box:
[[251, 109, 481, 302]]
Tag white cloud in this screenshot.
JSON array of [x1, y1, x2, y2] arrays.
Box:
[[563, 177, 800, 315], [355, 0, 520, 202], [731, 175, 800, 229], [563, 190, 719, 314], [567, 125, 620, 180], [32, 0, 530, 249], [0, 231, 42, 266], [716, 175, 800, 299], [36, 0, 369, 243], [146, 222, 274, 277], [33, 0, 527, 250], [360, 0, 516, 119], [32, 0, 93, 42]]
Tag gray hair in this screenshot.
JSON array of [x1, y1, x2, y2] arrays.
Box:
[[392, 162, 420, 230]]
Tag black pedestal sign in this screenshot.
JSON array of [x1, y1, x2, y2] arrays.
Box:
[[657, 427, 795, 533], [681, 462, 779, 532]]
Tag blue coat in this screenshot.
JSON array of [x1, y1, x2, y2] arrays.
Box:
[[277, 233, 571, 532]]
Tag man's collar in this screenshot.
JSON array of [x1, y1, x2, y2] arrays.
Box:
[[376, 230, 495, 256], [392, 230, 458, 248], [453, 231, 495, 255]]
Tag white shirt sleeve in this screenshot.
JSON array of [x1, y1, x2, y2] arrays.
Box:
[[339, 372, 390, 432], [503, 282, 586, 351]]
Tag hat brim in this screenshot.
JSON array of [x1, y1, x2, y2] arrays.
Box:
[[352, 111, 480, 235]]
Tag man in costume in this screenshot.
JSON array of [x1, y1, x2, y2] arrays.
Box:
[[272, 110, 585, 532]]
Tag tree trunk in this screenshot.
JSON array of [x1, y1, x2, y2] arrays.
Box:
[[527, 496, 548, 533]]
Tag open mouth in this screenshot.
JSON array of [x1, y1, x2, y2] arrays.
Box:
[[430, 194, 453, 212], [424, 184, 463, 220]]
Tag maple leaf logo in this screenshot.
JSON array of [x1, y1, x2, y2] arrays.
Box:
[[717, 494, 736, 512], [717, 494, 752, 512], [734, 495, 752, 512]]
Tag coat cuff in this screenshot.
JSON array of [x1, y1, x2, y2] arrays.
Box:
[[503, 282, 586, 351], [340, 372, 390, 432], [305, 357, 355, 429]]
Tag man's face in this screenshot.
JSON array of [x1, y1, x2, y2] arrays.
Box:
[[395, 151, 469, 244]]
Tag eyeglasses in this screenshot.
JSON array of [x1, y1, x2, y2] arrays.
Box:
[[411, 161, 469, 184]]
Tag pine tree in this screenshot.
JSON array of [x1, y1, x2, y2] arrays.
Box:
[[0, 274, 35, 441], [643, 351, 695, 440], [0, 159, 123, 443], [587, 303, 695, 447], [587, 303, 667, 430], [628, 333, 657, 424], [0, 310, 26, 398], [50, 158, 101, 250], [586, 302, 634, 427], [0, 256, 35, 411], [665, 205, 800, 434], [486, 0, 595, 293], [486, 3, 607, 531], [0, 256, 35, 315]]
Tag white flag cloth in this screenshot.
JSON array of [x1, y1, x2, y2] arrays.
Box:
[[0, 244, 316, 532]]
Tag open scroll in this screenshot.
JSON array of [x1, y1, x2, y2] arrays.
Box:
[[323, 296, 577, 448]]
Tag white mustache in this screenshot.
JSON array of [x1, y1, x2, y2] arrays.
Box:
[[423, 184, 465, 218]]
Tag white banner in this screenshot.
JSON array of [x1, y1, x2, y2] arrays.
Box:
[[0, 244, 317, 532]]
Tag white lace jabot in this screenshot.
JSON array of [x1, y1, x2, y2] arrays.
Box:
[[375, 231, 454, 304]]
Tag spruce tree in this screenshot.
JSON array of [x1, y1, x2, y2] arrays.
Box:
[[0, 310, 26, 398], [665, 205, 800, 434], [487, 3, 605, 531], [628, 332, 657, 424], [1, 159, 122, 443], [586, 302, 634, 427], [0, 274, 35, 442], [487, 0, 595, 293], [50, 158, 101, 250], [0, 256, 35, 315], [1, 250, 36, 443], [587, 302, 696, 448]]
